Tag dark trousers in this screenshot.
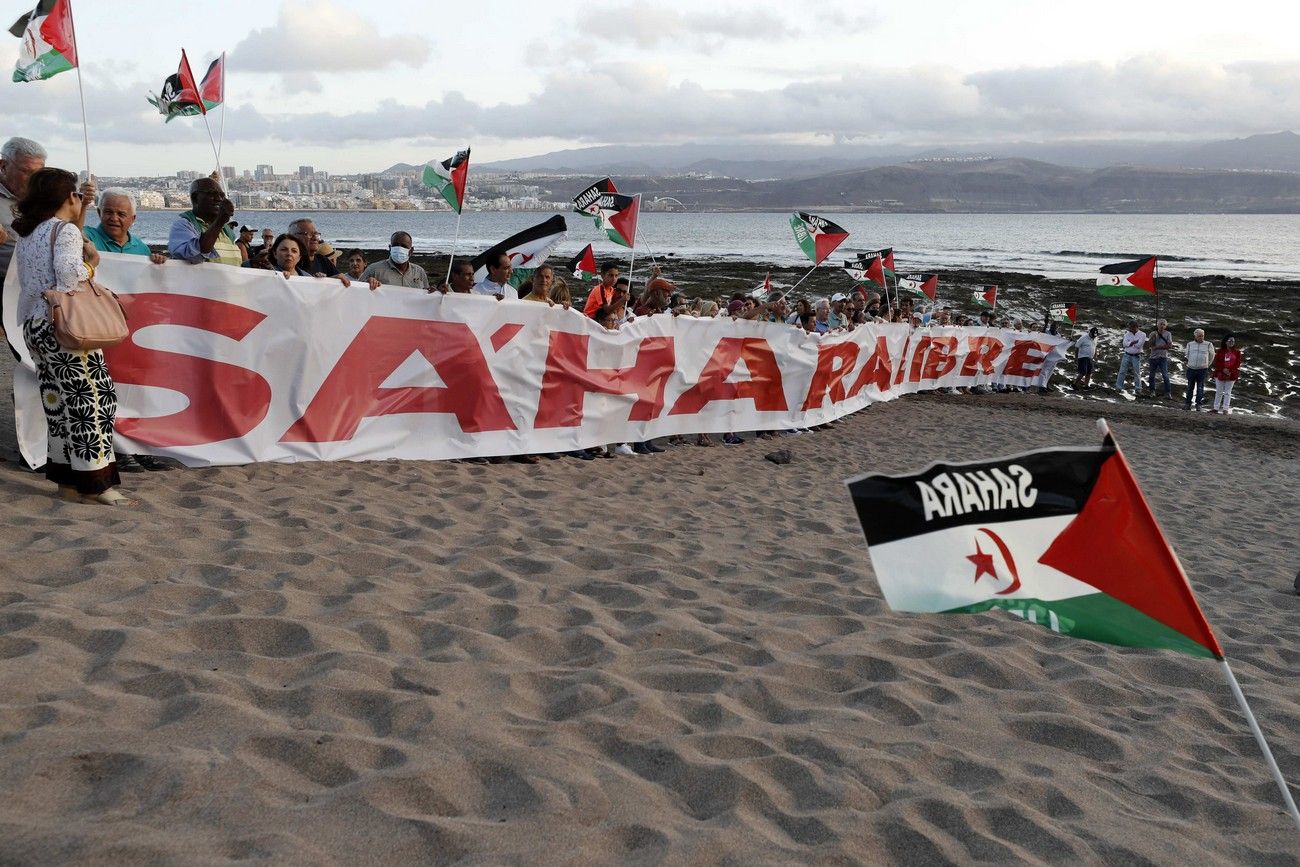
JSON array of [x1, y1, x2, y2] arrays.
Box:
[[1147, 357, 1171, 397], [1185, 368, 1208, 407]]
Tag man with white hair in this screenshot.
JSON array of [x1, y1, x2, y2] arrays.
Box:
[[1183, 328, 1214, 410], [85, 188, 166, 264], [0, 136, 47, 282]]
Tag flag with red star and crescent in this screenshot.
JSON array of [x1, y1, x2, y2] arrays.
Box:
[[845, 427, 1223, 659]]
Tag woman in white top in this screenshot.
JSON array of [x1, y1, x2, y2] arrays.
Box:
[[13, 167, 134, 506]]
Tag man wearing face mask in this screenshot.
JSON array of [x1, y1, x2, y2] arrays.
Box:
[[361, 231, 428, 290]]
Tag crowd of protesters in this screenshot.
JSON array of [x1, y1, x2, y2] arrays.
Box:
[[0, 142, 1250, 504]]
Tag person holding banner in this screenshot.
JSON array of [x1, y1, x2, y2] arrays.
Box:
[[360, 232, 428, 290], [473, 253, 516, 300], [168, 177, 240, 266], [12, 168, 134, 506]]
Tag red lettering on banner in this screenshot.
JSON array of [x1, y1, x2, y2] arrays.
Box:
[[801, 341, 861, 411], [281, 317, 514, 442], [893, 335, 912, 386], [669, 337, 787, 415], [846, 336, 894, 398], [103, 294, 271, 447], [1003, 339, 1051, 378], [534, 332, 676, 427], [907, 336, 932, 382], [960, 336, 1004, 377], [920, 336, 959, 380]]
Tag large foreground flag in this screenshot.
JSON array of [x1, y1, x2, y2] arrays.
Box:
[[10, 0, 77, 82], [1097, 256, 1157, 297], [974, 286, 998, 309], [422, 148, 470, 213], [846, 427, 1223, 659], [471, 215, 568, 289], [596, 192, 640, 248], [148, 51, 223, 121], [898, 274, 938, 301], [791, 213, 849, 265], [567, 244, 596, 283], [572, 177, 617, 223]]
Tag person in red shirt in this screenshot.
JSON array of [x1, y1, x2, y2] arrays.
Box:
[[583, 260, 620, 317], [1210, 334, 1242, 414]]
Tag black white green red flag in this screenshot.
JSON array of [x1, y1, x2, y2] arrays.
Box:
[[1097, 256, 1157, 297], [868, 248, 897, 281], [898, 274, 938, 301], [572, 178, 617, 224], [10, 0, 77, 82], [974, 286, 997, 309], [568, 244, 597, 283], [790, 213, 849, 265], [846, 250, 888, 288], [470, 215, 568, 289], [749, 271, 773, 299], [148, 52, 222, 121], [845, 427, 1223, 659], [422, 148, 470, 213], [596, 192, 640, 248], [1050, 302, 1078, 324]]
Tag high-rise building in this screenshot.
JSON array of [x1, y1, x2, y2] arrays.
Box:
[[221, 166, 235, 180], [255, 164, 274, 181], [298, 165, 314, 179]]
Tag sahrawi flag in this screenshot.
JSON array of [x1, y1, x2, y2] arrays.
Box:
[[1050, 302, 1078, 324], [572, 177, 617, 224], [845, 425, 1223, 659], [791, 212, 849, 265], [422, 148, 470, 213], [898, 274, 939, 301], [148, 51, 223, 121], [1097, 255, 1157, 297], [568, 244, 597, 282], [974, 286, 998, 309], [10, 0, 77, 82], [749, 271, 772, 300], [596, 192, 640, 248], [844, 249, 888, 287], [471, 215, 568, 289]]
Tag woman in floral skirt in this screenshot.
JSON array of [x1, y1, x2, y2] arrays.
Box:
[[12, 167, 134, 506]]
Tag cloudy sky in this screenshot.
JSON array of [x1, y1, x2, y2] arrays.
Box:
[[3, 0, 1298, 176]]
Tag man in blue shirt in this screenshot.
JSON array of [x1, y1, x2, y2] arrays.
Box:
[[84, 188, 167, 263], [85, 188, 172, 472]]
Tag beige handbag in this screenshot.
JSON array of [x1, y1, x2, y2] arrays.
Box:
[[41, 220, 129, 351]]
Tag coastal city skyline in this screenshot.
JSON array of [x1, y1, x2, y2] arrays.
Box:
[[5, 0, 1300, 177]]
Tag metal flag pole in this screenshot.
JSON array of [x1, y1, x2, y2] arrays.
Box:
[[1219, 658, 1300, 831], [445, 209, 463, 287], [1154, 256, 1160, 321], [216, 52, 226, 165], [67, 4, 91, 177], [202, 111, 223, 187], [625, 194, 642, 295], [777, 262, 821, 301]]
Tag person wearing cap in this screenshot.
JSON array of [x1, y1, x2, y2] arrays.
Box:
[[235, 225, 255, 262], [828, 293, 850, 329], [317, 242, 342, 271]]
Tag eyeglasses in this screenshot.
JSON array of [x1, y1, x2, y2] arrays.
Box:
[[71, 191, 83, 200]]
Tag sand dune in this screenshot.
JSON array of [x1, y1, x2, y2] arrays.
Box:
[[1, 370, 1297, 863]]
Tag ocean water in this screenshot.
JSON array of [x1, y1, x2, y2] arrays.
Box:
[[128, 211, 1300, 281]]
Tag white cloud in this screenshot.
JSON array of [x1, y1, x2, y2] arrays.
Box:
[[229, 0, 430, 92], [583, 4, 803, 48]]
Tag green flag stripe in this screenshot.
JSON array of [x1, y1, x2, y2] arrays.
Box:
[[13, 49, 72, 82], [942, 593, 1218, 658], [1097, 284, 1153, 297]]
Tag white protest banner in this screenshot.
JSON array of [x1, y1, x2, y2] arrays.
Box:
[[5, 254, 1068, 467]]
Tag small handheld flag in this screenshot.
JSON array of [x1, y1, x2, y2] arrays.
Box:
[[471, 215, 568, 289], [10, 0, 77, 82], [568, 244, 597, 283], [749, 271, 773, 299], [573, 178, 617, 224], [790, 213, 849, 265], [1097, 256, 1157, 297], [898, 274, 938, 301], [596, 193, 640, 249], [974, 286, 998, 309], [1050, 302, 1078, 324], [422, 148, 470, 214], [148, 52, 223, 121]]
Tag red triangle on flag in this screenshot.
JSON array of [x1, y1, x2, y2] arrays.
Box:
[[199, 54, 224, 107], [920, 274, 938, 301], [40, 0, 78, 67], [1038, 448, 1222, 657], [865, 256, 886, 288], [609, 193, 640, 249], [178, 49, 206, 115], [1128, 257, 1157, 294], [813, 229, 849, 265], [982, 286, 998, 307]]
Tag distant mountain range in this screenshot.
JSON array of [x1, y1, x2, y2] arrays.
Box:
[[380, 132, 1300, 213]]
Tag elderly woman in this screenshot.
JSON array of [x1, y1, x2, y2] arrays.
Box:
[[13, 168, 134, 506]]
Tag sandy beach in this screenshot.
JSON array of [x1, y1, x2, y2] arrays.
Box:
[[1, 351, 1297, 863]]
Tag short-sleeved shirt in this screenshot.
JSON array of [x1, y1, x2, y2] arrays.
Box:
[[1148, 329, 1173, 359], [362, 259, 429, 290], [84, 224, 152, 256]]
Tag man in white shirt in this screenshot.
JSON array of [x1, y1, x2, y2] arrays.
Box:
[[1183, 328, 1214, 410], [1114, 319, 1146, 393], [473, 252, 517, 300]]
